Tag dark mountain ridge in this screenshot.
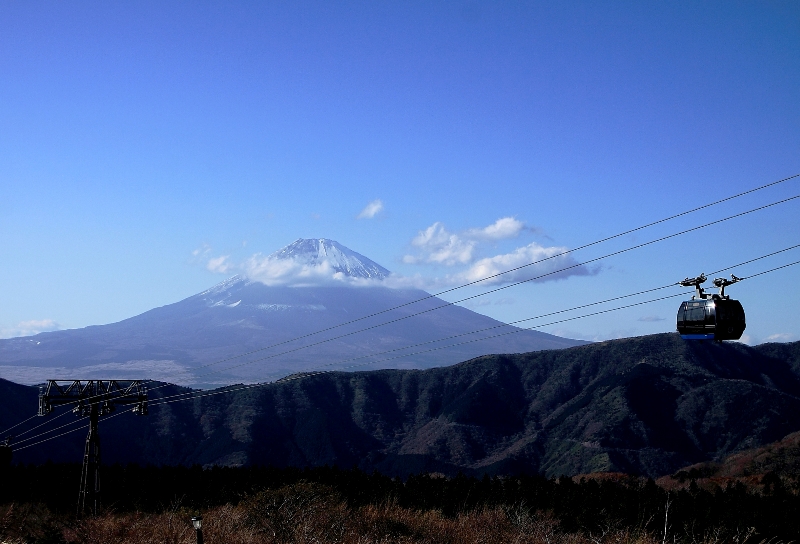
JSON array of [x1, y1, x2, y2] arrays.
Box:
[[3, 334, 800, 478]]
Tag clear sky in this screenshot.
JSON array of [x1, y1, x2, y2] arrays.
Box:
[[1, 1, 799, 345]]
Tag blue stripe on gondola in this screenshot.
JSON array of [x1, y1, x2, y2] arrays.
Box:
[[681, 334, 715, 340]]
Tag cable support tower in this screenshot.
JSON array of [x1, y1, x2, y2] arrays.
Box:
[[36, 380, 148, 517]]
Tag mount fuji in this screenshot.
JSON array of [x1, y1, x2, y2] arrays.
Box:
[[0, 239, 586, 387]]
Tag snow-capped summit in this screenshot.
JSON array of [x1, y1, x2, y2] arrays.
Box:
[[269, 238, 390, 280]]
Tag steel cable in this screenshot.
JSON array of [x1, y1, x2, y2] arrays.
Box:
[[140, 258, 800, 411], [132, 173, 800, 385], [161, 194, 800, 384], [213, 242, 800, 378]]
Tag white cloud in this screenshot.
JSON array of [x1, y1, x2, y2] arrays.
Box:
[[401, 217, 592, 287], [380, 273, 439, 290], [459, 241, 592, 285], [192, 243, 211, 257], [404, 217, 530, 266], [462, 297, 515, 309], [212, 252, 390, 288], [242, 254, 341, 286], [200, 214, 589, 291], [207, 255, 233, 274], [358, 199, 384, 219], [0, 360, 193, 385], [408, 222, 476, 265], [467, 217, 526, 240], [18, 319, 59, 333], [0, 318, 61, 339], [765, 333, 795, 343], [549, 328, 634, 342], [638, 315, 666, 322]]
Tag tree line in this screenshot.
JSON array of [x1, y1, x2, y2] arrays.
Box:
[[2, 463, 799, 540]]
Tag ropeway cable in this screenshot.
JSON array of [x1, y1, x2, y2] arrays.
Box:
[[137, 257, 800, 411], [13, 412, 95, 447], [0, 415, 38, 437], [12, 409, 72, 439], [145, 294, 690, 406], [132, 257, 800, 412], [12, 256, 800, 451], [14, 407, 135, 452], [152, 194, 800, 385], [128, 173, 800, 383], [6, 408, 93, 450], [67, 293, 690, 415], [734, 260, 800, 281], [144, 259, 800, 411], [13, 423, 91, 452], [212, 243, 800, 378]]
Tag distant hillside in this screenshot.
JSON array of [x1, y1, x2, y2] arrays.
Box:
[[658, 429, 800, 493], [3, 334, 800, 478]]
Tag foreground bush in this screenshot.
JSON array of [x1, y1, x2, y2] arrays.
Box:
[[3, 465, 798, 542], [0, 482, 769, 544]]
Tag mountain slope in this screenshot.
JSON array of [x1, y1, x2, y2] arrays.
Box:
[[0, 239, 584, 386], [5, 334, 800, 478]]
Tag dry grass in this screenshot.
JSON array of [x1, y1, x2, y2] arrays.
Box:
[[61, 506, 660, 544], [0, 483, 758, 544]]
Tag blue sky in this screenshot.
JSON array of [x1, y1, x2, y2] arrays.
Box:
[[1, 1, 799, 344]]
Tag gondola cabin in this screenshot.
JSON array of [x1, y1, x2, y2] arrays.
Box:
[[676, 273, 746, 341]]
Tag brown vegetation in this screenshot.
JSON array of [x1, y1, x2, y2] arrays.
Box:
[[0, 481, 764, 544], [657, 430, 800, 494]]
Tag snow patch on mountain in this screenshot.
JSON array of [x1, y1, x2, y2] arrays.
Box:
[[199, 275, 247, 297], [255, 303, 326, 312]]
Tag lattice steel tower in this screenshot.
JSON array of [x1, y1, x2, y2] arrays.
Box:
[[38, 380, 148, 516]]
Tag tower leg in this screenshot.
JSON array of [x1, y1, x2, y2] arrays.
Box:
[[78, 404, 100, 517]]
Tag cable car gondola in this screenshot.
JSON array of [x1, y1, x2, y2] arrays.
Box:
[[676, 273, 746, 341]]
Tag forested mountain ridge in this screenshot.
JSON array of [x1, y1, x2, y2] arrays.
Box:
[[3, 333, 800, 478]]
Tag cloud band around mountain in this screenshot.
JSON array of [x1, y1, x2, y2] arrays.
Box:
[[242, 254, 353, 286], [203, 219, 593, 289]]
